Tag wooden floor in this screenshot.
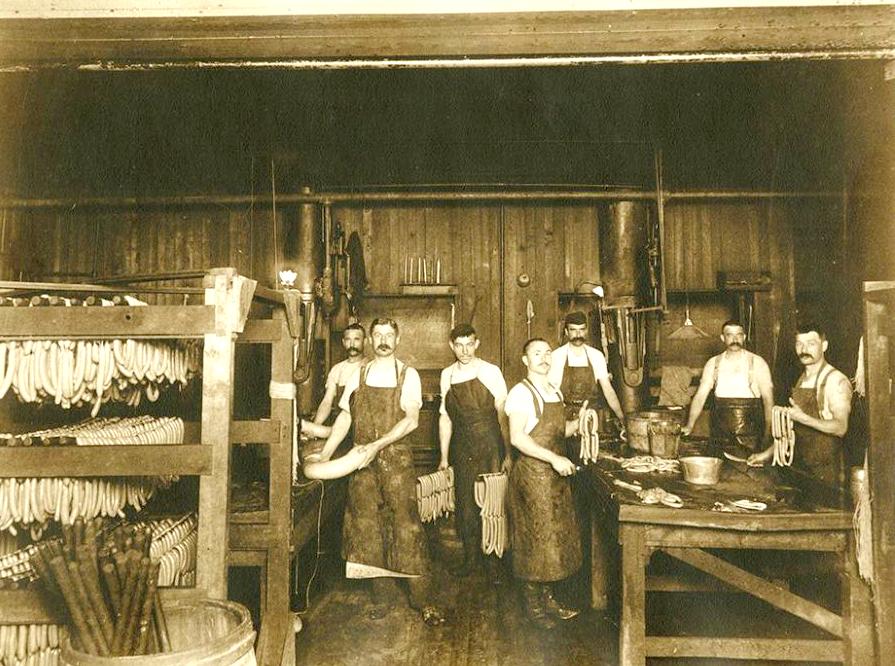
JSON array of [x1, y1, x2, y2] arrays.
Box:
[[290, 524, 841, 666], [294, 562, 617, 666]]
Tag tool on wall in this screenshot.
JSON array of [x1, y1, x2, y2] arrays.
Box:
[[525, 299, 534, 339]]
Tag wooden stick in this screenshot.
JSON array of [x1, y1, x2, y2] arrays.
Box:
[[111, 552, 142, 655], [47, 555, 97, 655], [67, 560, 110, 656], [101, 561, 121, 615], [135, 561, 159, 655], [122, 557, 151, 656], [153, 596, 171, 653], [79, 558, 114, 648]]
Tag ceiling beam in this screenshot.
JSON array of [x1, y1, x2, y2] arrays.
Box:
[[0, 6, 893, 68]]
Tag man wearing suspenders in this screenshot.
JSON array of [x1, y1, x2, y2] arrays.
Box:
[[749, 322, 852, 489], [548, 311, 626, 428], [505, 338, 582, 629], [683, 320, 774, 454], [318, 318, 446, 626]]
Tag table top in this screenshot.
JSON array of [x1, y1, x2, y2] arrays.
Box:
[[582, 452, 852, 532]]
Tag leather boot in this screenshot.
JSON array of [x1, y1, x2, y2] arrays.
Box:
[[522, 582, 556, 629], [543, 585, 580, 621]]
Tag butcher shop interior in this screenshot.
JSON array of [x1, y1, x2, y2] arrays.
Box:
[[0, 4, 893, 665]]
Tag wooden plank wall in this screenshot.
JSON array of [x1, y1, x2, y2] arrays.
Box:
[[501, 204, 600, 387], [3, 204, 283, 303], [335, 203, 504, 366], [1, 198, 842, 393]]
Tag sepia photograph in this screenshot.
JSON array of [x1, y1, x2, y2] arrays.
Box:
[[0, 1, 892, 664]]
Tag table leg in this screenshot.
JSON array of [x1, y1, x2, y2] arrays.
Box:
[[843, 534, 876, 666], [591, 504, 616, 611], [619, 524, 647, 666]]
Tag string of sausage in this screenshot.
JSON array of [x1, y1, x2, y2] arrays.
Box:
[[578, 402, 600, 465], [0, 338, 201, 415], [473, 472, 508, 558], [771, 405, 795, 467], [416, 467, 455, 523]]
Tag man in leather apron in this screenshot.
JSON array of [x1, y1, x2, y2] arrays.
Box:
[[318, 318, 446, 626], [683, 320, 774, 455], [548, 311, 626, 428], [749, 322, 852, 491], [438, 323, 509, 579], [505, 338, 582, 629]]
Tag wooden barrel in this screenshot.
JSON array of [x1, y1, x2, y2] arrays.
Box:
[[61, 599, 256, 666]]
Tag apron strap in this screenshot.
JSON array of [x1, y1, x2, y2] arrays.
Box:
[[815, 363, 835, 417], [522, 379, 544, 420]]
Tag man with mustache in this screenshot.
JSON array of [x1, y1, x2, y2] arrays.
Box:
[[683, 320, 774, 454], [437, 323, 509, 579], [310, 322, 366, 426], [748, 322, 852, 489], [548, 311, 625, 427], [505, 338, 582, 629], [318, 318, 446, 626]]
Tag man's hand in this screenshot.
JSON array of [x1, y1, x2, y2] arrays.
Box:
[[747, 447, 773, 467], [550, 455, 577, 477], [787, 399, 808, 425], [501, 456, 513, 474], [438, 457, 449, 471], [356, 444, 379, 469], [681, 425, 693, 437]]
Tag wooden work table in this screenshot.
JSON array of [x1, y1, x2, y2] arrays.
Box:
[[581, 452, 875, 665]]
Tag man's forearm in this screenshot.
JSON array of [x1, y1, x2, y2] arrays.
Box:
[[312, 396, 333, 425], [320, 410, 351, 459], [371, 415, 419, 451], [438, 414, 452, 464]]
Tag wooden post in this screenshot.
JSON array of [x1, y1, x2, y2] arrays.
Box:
[[198, 268, 256, 599], [863, 284, 895, 662], [591, 503, 616, 612], [619, 523, 647, 666]]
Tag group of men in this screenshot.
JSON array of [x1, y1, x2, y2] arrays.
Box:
[[683, 319, 852, 488], [300, 311, 853, 630]]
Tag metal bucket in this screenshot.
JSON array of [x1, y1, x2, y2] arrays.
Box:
[[626, 410, 685, 453], [680, 456, 723, 485]]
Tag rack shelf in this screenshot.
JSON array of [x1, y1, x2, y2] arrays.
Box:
[[0, 268, 255, 650]]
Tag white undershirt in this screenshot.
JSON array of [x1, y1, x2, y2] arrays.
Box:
[[338, 359, 423, 414], [547, 343, 609, 387], [505, 380, 562, 435], [438, 359, 508, 415]]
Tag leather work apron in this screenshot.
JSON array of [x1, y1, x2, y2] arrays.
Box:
[[710, 355, 763, 452], [560, 351, 604, 422], [341, 361, 430, 577], [444, 373, 503, 564], [509, 380, 581, 582], [791, 363, 845, 490]]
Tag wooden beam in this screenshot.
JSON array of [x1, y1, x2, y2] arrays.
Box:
[[662, 547, 844, 637], [622, 508, 853, 533], [0, 305, 215, 338], [0, 6, 893, 67], [0, 444, 212, 477], [619, 524, 648, 665], [645, 637, 844, 662], [863, 288, 895, 656]]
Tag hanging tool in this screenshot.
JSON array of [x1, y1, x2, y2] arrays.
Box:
[[525, 300, 534, 339]]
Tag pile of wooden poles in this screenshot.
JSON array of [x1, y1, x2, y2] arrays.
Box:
[[29, 517, 171, 657]]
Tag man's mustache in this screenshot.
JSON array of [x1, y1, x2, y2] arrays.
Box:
[[799, 353, 812, 359], [377, 344, 392, 351]]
